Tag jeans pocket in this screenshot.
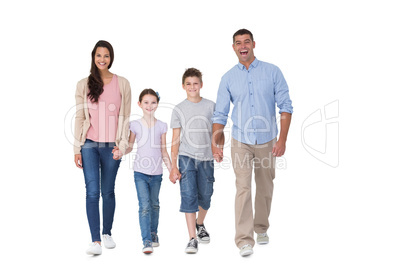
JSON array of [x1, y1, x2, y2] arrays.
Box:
[[179, 172, 190, 194], [205, 176, 215, 196]]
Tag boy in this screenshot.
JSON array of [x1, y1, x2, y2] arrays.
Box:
[[169, 68, 216, 254]]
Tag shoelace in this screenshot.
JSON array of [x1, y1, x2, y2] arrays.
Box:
[[241, 244, 252, 250], [103, 235, 113, 242], [188, 238, 197, 247], [198, 226, 209, 238]]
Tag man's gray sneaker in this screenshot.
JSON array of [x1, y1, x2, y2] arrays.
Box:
[[257, 233, 269, 245], [239, 244, 253, 257]]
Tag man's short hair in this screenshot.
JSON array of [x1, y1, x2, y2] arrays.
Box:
[[182, 68, 203, 84], [233, 29, 254, 43]]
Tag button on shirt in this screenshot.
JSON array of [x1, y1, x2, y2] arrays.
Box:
[[212, 58, 293, 145]]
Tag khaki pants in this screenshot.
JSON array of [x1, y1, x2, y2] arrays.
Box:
[[231, 137, 276, 248]]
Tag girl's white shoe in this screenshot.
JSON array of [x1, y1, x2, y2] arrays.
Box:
[[102, 234, 116, 249], [86, 242, 102, 255]]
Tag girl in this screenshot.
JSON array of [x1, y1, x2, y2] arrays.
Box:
[[113, 89, 173, 254], [74, 40, 131, 255]]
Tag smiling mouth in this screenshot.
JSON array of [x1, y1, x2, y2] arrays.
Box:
[[240, 50, 248, 56]]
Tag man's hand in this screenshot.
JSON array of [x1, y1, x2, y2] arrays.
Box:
[[273, 112, 291, 157], [272, 139, 286, 157]]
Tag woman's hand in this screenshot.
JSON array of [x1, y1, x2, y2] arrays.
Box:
[[75, 154, 83, 169]]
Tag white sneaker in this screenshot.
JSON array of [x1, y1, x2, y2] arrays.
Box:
[[239, 244, 253, 257], [102, 234, 116, 249], [86, 242, 102, 255], [257, 233, 269, 245]]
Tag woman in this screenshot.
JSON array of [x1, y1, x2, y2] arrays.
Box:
[[74, 40, 131, 255]]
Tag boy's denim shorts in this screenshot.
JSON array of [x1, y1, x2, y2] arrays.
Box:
[[178, 155, 215, 213]]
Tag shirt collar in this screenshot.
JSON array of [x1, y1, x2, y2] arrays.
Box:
[[237, 57, 259, 70]]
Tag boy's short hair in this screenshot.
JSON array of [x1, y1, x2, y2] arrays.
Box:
[[182, 68, 203, 85], [233, 28, 254, 43]]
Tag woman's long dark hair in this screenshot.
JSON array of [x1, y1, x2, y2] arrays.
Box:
[[87, 40, 114, 103]]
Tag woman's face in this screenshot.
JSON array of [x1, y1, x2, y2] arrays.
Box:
[[94, 47, 111, 70]]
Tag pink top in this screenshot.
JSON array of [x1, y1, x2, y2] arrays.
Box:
[[86, 74, 121, 142]]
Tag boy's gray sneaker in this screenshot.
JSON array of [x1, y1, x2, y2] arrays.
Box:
[[196, 220, 210, 243], [185, 238, 198, 254], [256, 233, 269, 245], [239, 244, 253, 257]]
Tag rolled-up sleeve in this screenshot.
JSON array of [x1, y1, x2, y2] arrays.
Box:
[[273, 66, 293, 114], [212, 76, 231, 126]]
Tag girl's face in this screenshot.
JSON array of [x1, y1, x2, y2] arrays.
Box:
[[138, 94, 158, 115], [94, 47, 111, 70]]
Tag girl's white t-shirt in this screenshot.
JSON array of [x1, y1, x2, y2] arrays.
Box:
[[129, 119, 167, 175]]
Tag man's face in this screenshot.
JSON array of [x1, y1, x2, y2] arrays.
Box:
[[232, 34, 255, 64]]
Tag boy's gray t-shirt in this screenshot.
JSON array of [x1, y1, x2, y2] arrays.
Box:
[[170, 98, 215, 161]]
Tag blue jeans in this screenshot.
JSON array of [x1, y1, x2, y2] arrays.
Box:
[[134, 171, 162, 245], [178, 155, 215, 213], [81, 139, 121, 242]]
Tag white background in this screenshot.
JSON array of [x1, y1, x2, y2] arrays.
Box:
[[1, 0, 401, 267]]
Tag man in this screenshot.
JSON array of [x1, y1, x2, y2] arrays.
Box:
[[211, 29, 293, 257]]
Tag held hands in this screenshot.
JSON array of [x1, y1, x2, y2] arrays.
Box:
[[112, 146, 123, 160], [212, 145, 223, 163], [169, 167, 181, 184]]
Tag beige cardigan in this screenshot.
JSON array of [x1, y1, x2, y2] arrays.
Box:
[[74, 75, 132, 155]]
